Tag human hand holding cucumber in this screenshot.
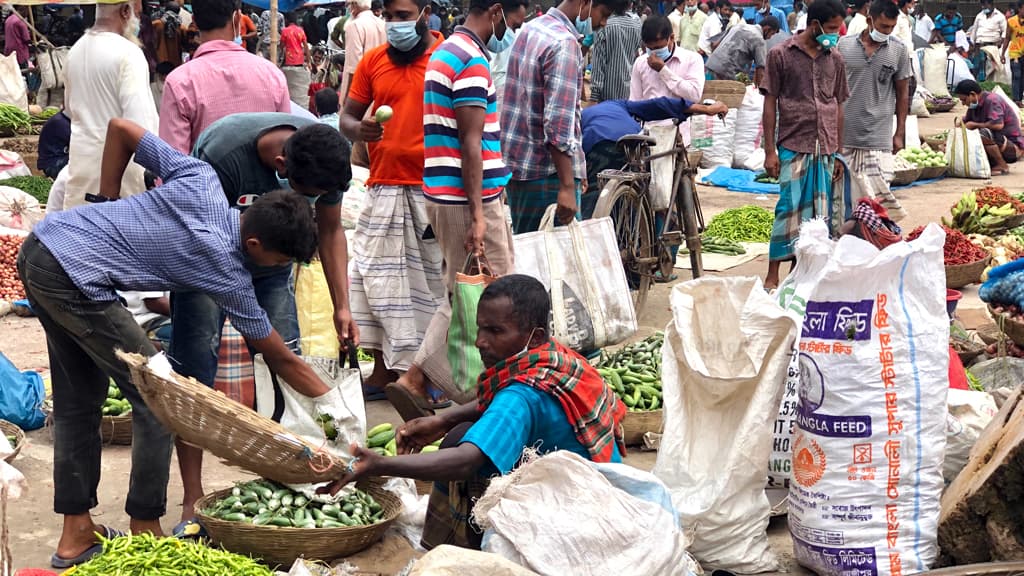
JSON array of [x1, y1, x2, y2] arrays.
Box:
[[358, 105, 393, 142]]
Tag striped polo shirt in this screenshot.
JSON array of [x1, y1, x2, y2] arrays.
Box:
[[837, 34, 911, 151], [423, 28, 511, 204]]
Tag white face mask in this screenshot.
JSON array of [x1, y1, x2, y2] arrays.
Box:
[[869, 27, 889, 42], [517, 327, 540, 357]]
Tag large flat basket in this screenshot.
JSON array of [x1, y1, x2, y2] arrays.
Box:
[[119, 352, 346, 484], [702, 80, 746, 108]]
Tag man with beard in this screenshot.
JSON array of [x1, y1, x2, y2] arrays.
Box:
[[63, 0, 159, 210], [340, 0, 448, 406]]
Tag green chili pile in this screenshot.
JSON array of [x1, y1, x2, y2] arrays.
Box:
[[65, 533, 274, 576], [702, 206, 774, 243]]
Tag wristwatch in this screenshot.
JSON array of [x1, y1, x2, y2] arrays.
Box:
[[85, 193, 113, 204], [702, 98, 717, 106]]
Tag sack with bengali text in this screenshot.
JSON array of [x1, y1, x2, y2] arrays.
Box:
[[786, 220, 947, 576]]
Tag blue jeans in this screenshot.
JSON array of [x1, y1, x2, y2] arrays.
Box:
[[169, 263, 300, 387], [1013, 58, 1023, 103]]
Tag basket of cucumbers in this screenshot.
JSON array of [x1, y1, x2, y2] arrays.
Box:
[[595, 332, 664, 446], [100, 381, 133, 445], [366, 422, 441, 494], [196, 477, 402, 566], [1, 419, 24, 464]]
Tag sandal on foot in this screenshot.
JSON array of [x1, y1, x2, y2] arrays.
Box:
[[654, 271, 678, 283], [172, 518, 207, 539], [426, 386, 452, 410], [385, 382, 436, 422], [361, 385, 388, 401], [51, 526, 124, 568]]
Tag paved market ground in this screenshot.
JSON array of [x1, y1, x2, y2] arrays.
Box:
[[0, 109, 1002, 573]]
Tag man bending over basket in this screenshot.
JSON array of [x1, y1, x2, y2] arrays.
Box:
[[17, 118, 333, 569], [328, 274, 627, 550]]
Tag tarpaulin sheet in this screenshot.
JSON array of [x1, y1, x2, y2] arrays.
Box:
[[699, 166, 780, 195]]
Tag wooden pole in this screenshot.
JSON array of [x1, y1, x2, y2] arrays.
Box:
[[26, 8, 37, 45], [270, 0, 279, 66]]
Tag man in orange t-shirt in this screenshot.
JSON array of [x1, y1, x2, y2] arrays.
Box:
[[1003, 1, 1024, 104], [240, 11, 258, 52], [340, 0, 449, 410], [280, 11, 312, 105]]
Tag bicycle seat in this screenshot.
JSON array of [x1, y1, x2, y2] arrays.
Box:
[[616, 134, 658, 148]]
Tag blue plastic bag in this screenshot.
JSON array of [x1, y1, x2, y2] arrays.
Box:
[[0, 352, 46, 430]]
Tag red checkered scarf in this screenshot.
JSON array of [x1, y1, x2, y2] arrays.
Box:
[[477, 340, 626, 462]]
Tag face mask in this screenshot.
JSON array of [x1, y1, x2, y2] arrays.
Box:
[[685, 5, 697, 12], [576, 2, 592, 35], [276, 172, 293, 191], [983, 8, 993, 14], [517, 327, 540, 357], [233, 34, 243, 44], [649, 45, 672, 60], [759, 6, 770, 13], [968, 101, 979, 109], [487, 11, 516, 52], [869, 27, 888, 42], [815, 23, 839, 50], [386, 10, 424, 52]]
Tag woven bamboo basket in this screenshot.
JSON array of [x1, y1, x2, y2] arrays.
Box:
[[926, 100, 956, 113], [1, 420, 24, 464], [118, 351, 347, 484], [946, 257, 990, 289], [99, 413, 132, 445], [195, 478, 402, 566], [923, 136, 947, 152], [891, 166, 922, 186], [622, 409, 663, 446], [977, 323, 1003, 345], [918, 165, 948, 180], [989, 305, 1024, 347], [702, 80, 746, 109]]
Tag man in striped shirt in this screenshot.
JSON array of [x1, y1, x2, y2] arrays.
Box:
[[387, 0, 528, 418], [589, 8, 643, 101]]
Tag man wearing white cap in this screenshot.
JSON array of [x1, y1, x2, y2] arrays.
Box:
[[63, 0, 159, 211]]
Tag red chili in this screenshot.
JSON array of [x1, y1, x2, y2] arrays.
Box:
[[907, 225, 987, 265]]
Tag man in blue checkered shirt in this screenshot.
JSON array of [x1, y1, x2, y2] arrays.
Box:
[[18, 118, 334, 569]]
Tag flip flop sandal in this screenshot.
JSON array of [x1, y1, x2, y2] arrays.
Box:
[[425, 385, 452, 410], [172, 518, 207, 539], [51, 526, 125, 568], [361, 385, 388, 402], [654, 271, 678, 284], [385, 382, 435, 422]]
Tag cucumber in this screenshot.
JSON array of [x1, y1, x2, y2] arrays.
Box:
[[267, 498, 281, 511], [281, 494, 294, 508], [222, 512, 248, 522], [312, 508, 326, 521], [253, 513, 273, 526], [320, 519, 345, 528], [421, 444, 439, 453], [243, 502, 261, 515], [367, 429, 396, 448], [231, 487, 242, 497], [366, 423, 394, 438], [268, 516, 292, 527], [342, 502, 355, 514]]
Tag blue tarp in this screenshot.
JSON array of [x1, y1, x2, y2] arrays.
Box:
[[700, 166, 780, 194], [242, 0, 307, 13]]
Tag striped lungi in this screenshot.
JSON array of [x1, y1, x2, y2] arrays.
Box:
[[842, 147, 908, 222], [349, 184, 445, 372], [769, 147, 845, 262], [506, 176, 582, 234]]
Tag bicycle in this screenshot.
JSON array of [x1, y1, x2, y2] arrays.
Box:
[[592, 122, 705, 314]]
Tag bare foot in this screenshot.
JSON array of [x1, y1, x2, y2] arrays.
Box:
[[180, 499, 199, 524], [396, 365, 428, 397], [364, 349, 398, 391], [130, 518, 164, 537]]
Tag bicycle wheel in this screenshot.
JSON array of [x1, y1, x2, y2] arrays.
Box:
[[593, 181, 654, 313], [677, 172, 704, 278]]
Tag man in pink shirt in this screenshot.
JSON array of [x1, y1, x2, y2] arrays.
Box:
[[4, 7, 31, 67], [340, 0, 386, 99], [159, 0, 290, 153]]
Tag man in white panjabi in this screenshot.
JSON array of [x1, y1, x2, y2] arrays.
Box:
[[63, 0, 158, 211]]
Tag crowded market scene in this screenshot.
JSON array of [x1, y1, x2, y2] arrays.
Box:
[[3, 0, 1024, 571]]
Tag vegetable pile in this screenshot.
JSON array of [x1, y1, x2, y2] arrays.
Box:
[[366, 422, 397, 456], [0, 175, 52, 205], [897, 146, 947, 168], [4, 434, 16, 447], [944, 190, 1018, 235], [203, 479, 386, 527], [64, 533, 273, 576], [700, 235, 746, 256], [908, 225, 987, 265], [754, 172, 779, 184], [103, 382, 131, 417], [595, 332, 663, 412], [974, 186, 1024, 213], [0, 103, 32, 135], [702, 205, 773, 243], [0, 234, 25, 301]]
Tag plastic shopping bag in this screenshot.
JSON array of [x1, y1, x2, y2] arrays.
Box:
[[295, 259, 340, 359], [653, 276, 798, 573], [513, 206, 637, 352], [254, 349, 365, 497], [786, 220, 946, 576], [0, 352, 45, 431], [946, 124, 991, 179], [447, 255, 498, 404]]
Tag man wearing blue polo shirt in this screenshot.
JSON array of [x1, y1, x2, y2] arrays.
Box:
[[932, 2, 963, 44], [750, 0, 790, 32]]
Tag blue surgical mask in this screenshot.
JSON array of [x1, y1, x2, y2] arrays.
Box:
[[276, 172, 292, 190], [576, 3, 592, 36], [815, 23, 839, 51], [968, 101, 979, 109], [983, 8, 993, 14], [685, 4, 697, 12], [233, 34, 243, 44], [487, 12, 517, 52], [649, 45, 672, 60], [386, 10, 424, 52]]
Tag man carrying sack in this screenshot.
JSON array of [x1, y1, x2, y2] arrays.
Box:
[[329, 275, 626, 551], [18, 119, 333, 569]]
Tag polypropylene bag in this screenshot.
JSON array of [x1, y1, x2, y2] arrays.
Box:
[[295, 259, 340, 359], [733, 86, 765, 171], [653, 276, 799, 573], [253, 351, 365, 497], [474, 450, 690, 576], [921, 45, 950, 98], [447, 255, 497, 404], [0, 352, 45, 431], [36, 45, 68, 91], [512, 207, 637, 352], [946, 124, 991, 179], [409, 545, 540, 576], [691, 109, 738, 169], [0, 53, 26, 110], [786, 220, 947, 576], [0, 186, 42, 232], [944, 388, 997, 484]]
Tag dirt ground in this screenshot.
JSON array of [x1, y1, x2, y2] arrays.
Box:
[[0, 109, 998, 573]]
